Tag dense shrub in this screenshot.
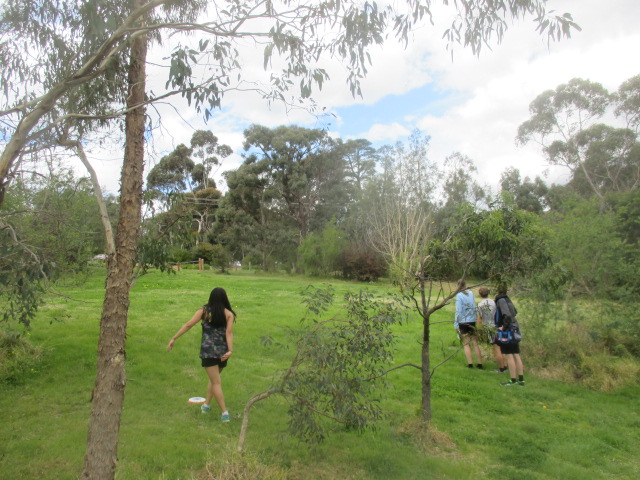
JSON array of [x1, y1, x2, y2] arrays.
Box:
[[298, 221, 347, 276], [191, 243, 232, 272], [544, 197, 639, 299], [339, 244, 387, 281], [209, 244, 232, 273], [520, 297, 640, 391], [169, 248, 192, 263], [192, 242, 215, 263]]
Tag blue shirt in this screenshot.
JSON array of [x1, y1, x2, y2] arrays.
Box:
[[455, 289, 476, 329]]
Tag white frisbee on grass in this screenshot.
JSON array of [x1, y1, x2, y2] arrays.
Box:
[[188, 396, 206, 404]]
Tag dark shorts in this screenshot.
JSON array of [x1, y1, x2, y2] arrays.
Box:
[[201, 357, 228, 370], [499, 342, 521, 355], [459, 323, 477, 335]]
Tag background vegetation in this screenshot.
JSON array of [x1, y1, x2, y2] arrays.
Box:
[[4, 75, 639, 329]]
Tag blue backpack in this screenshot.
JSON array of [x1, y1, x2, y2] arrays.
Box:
[[495, 297, 522, 344]]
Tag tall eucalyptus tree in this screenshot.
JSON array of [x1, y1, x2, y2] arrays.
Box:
[[517, 76, 640, 206]]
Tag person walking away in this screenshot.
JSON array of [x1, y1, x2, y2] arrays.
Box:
[[477, 287, 506, 373], [167, 287, 236, 421], [495, 285, 524, 386], [455, 279, 483, 369]]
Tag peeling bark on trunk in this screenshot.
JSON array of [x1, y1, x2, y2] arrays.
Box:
[[81, 2, 147, 478]]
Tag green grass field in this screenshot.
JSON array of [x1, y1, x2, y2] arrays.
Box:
[[1, 268, 639, 479]]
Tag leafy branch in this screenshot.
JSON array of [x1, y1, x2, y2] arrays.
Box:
[[237, 285, 407, 452]]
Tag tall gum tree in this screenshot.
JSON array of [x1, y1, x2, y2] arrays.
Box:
[[81, 0, 149, 477], [517, 75, 640, 206]]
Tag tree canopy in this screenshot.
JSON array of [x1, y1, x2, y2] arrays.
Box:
[[517, 76, 640, 203], [1, 0, 579, 203]]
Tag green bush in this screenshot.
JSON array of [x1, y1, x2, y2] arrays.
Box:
[[169, 248, 193, 263], [0, 331, 44, 384], [298, 221, 347, 276], [209, 244, 232, 273], [192, 242, 215, 263], [544, 197, 637, 299], [191, 243, 232, 272]]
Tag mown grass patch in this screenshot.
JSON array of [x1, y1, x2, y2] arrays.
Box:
[[0, 268, 639, 480]]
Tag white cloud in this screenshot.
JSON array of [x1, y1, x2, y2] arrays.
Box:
[[358, 122, 412, 143], [393, 0, 640, 186]]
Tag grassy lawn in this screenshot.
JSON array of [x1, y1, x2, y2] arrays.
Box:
[[1, 268, 639, 479]]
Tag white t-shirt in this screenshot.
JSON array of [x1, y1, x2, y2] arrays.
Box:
[[477, 298, 496, 327]]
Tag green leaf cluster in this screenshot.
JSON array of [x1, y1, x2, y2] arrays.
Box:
[[453, 194, 551, 283], [280, 285, 407, 443]]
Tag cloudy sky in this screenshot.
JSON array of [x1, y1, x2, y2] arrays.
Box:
[[89, 0, 640, 195]]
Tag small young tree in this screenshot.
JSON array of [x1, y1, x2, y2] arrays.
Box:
[[237, 285, 407, 452], [0, 224, 49, 329], [369, 185, 550, 423]]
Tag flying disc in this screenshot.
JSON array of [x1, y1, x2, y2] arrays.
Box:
[[188, 396, 206, 404]]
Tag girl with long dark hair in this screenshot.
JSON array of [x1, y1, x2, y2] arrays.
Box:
[[167, 287, 236, 421]]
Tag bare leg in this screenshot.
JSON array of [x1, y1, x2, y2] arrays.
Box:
[[513, 353, 524, 376], [462, 336, 473, 365], [471, 337, 482, 365], [504, 354, 516, 379], [204, 365, 226, 413], [493, 344, 505, 368]]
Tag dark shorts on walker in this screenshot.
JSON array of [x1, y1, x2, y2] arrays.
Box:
[[201, 357, 228, 370], [499, 342, 521, 355], [459, 322, 477, 336]]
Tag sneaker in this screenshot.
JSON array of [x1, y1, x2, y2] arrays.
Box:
[[501, 381, 517, 386], [201, 404, 211, 413], [518, 381, 526, 386], [476, 364, 484, 369], [493, 369, 505, 373], [221, 412, 230, 422]]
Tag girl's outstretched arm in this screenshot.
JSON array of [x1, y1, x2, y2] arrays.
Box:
[[167, 308, 204, 351]]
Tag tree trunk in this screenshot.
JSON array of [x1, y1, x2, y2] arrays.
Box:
[[237, 389, 277, 453], [420, 279, 432, 423], [81, 2, 147, 478], [61, 139, 116, 255]]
